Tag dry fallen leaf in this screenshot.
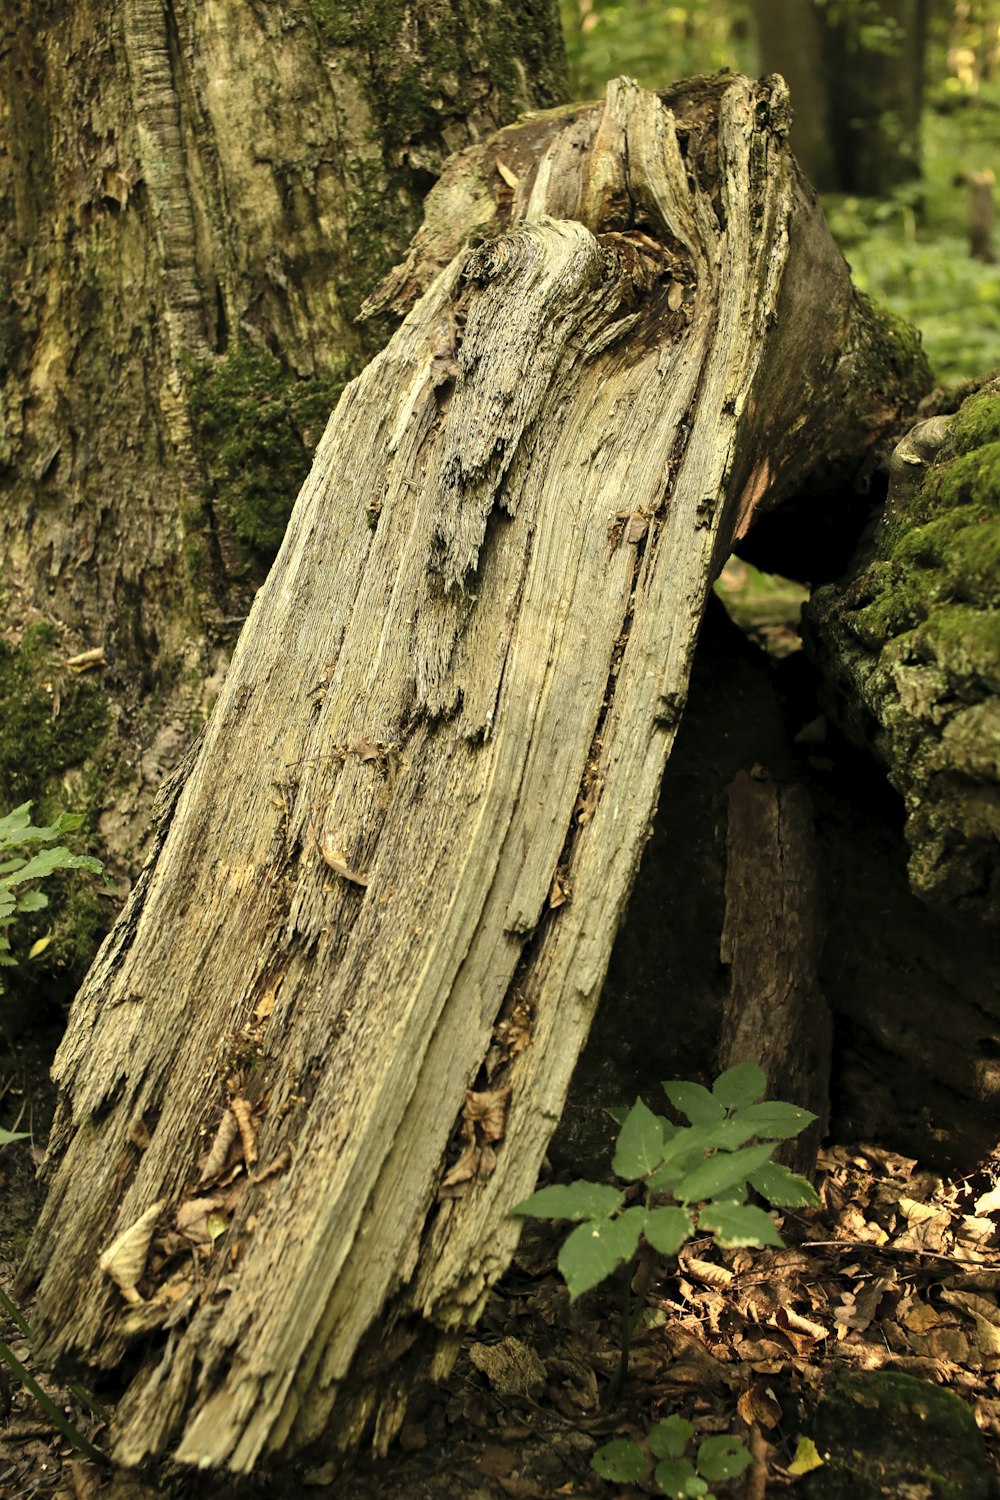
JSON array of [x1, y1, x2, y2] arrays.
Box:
[[231, 1094, 258, 1167], [98, 1199, 164, 1304], [318, 843, 369, 887], [464, 1086, 512, 1143], [64, 646, 106, 672], [200, 1108, 240, 1183], [176, 1196, 226, 1244], [738, 1380, 783, 1429], [495, 159, 519, 189]]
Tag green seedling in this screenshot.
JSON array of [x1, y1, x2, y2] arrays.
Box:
[[513, 1060, 820, 1397], [0, 801, 107, 1459], [593, 1415, 751, 1497], [0, 801, 104, 995]]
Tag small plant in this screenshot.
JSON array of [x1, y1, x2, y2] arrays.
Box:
[[0, 802, 108, 1457], [0, 801, 104, 1002], [513, 1060, 820, 1395], [593, 1415, 750, 1498], [1, 801, 104, 1144]]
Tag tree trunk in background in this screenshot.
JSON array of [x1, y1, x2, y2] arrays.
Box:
[[751, 0, 927, 194], [0, 0, 567, 909], [20, 74, 931, 1476]]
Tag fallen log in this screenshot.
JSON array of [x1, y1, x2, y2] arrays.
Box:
[[20, 74, 930, 1472]]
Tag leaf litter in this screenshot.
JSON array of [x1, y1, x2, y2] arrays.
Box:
[[2, 1138, 998, 1498]]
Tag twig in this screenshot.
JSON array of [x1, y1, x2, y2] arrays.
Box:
[[745, 1423, 767, 1500]]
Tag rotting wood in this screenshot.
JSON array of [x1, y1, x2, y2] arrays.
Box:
[[20, 74, 929, 1472], [718, 769, 831, 1177]]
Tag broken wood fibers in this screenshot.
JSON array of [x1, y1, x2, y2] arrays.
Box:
[[22, 76, 926, 1470]]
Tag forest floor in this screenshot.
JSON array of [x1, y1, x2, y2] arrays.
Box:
[[2, 585, 998, 1500], [1, 1093, 998, 1499]]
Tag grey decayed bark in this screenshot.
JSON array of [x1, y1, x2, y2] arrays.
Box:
[[20, 76, 929, 1472]]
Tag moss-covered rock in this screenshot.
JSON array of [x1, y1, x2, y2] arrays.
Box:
[[805, 378, 1000, 926], [804, 1370, 993, 1500]]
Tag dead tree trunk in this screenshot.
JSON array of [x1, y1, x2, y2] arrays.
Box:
[[20, 75, 930, 1472]]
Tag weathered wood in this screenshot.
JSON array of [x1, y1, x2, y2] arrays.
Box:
[[20, 75, 929, 1472], [718, 770, 830, 1176]]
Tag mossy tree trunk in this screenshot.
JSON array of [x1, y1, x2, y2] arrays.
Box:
[[0, 0, 567, 926], [20, 74, 931, 1476]]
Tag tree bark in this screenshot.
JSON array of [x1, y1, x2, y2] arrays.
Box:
[[0, 0, 567, 905], [19, 75, 931, 1474]]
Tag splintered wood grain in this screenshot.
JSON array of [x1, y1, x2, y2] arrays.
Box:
[[22, 74, 925, 1472]]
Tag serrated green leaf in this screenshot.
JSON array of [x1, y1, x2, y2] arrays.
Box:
[[643, 1206, 694, 1257], [663, 1079, 725, 1125], [748, 1160, 821, 1208], [697, 1435, 751, 1482], [711, 1059, 766, 1110], [0, 1127, 30, 1146], [733, 1100, 817, 1140], [699, 1201, 784, 1248], [649, 1414, 694, 1459], [0, 804, 33, 841], [674, 1142, 775, 1204], [558, 1208, 644, 1299], [591, 1438, 648, 1482], [4, 847, 102, 886], [511, 1181, 624, 1221], [701, 1116, 759, 1150], [653, 1456, 702, 1497], [612, 1096, 664, 1179], [15, 891, 49, 913]]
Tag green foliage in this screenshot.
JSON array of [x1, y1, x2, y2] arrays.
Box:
[[513, 1061, 819, 1301], [0, 802, 103, 994], [824, 83, 1000, 383], [184, 343, 346, 559], [592, 1414, 751, 1496], [559, 0, 751, 100], [0, 625, 110, 998], [0, 1287, 108, 1464]]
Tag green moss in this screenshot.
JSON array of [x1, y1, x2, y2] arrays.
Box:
[[305, 0, 568, 317], [919, 604, 1000, 694], [805, 379, 1000, 923], [184, 344, 345, 560], [946, 389, 1000, 455], [852, 291, 933, 398], [806, 1370, 992, 1500], [921, 438, 1000, 514], [0, 625, 109, 803], [0, 623, 111, 1004]]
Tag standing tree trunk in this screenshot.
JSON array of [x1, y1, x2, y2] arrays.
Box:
[[0, 0, 567, 944], [20, 75, 931, 1474], [751, 0, 928, 194]]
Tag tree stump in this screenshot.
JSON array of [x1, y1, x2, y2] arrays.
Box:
[[20, 75, 930, 1472]]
